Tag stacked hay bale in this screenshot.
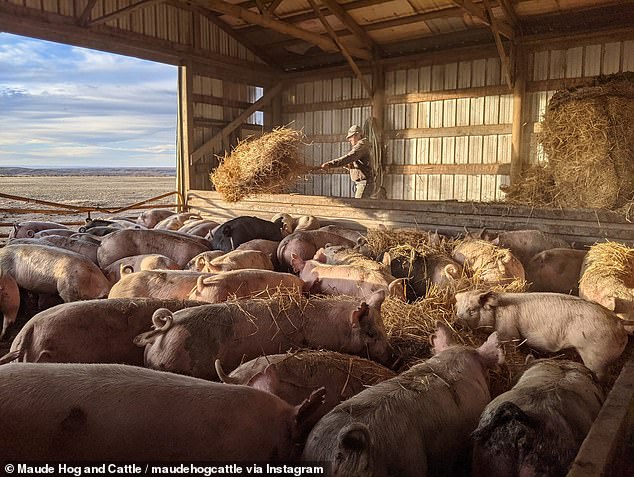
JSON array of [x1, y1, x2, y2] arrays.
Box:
[[503, 73, 634, 209], [210, 127, 307, 202]]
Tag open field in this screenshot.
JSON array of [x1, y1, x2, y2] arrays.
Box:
[[0, 176, 178, 240]]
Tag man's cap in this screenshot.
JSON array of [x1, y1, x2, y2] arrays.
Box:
[[346, 124, 362, 139]]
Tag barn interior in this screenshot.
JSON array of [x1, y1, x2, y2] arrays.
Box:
[[1, 0, 634, 473]]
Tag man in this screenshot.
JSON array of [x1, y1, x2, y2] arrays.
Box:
[[320, 124, 375, 199]]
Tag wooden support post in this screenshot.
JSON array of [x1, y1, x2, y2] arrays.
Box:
[[483, 0, 513, 90], [510, 45, 526, 185], [177, 62, 195, 201], [78, 0, 99, 25]]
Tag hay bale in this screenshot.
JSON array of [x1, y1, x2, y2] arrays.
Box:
[[540, 74, 634, 209], [210, 127, 307, 202], [365, 227, 454, 258]]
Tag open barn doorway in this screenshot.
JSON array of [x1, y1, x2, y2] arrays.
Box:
[[0, 32, 177, 171]]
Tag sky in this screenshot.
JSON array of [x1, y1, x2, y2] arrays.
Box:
[[0, 33, 178, 168]]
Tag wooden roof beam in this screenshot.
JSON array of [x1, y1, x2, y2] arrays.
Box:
[[196, 0, 372, 60], [483, 0, 512, 89], [78, 0, 99, 26], [87, 0, 164, 27], [307, 0, 372, 96], [320, 0, 382, 57], [498, 0, 520, 29], [267, 0, 284, 16], [450, 0, 514, 39]]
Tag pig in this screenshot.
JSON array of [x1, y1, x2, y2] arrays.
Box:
[[32, 228, 77, 238], [293, 254, 405, 301], [154, 212, 202, 230], [0, 363, 324, 463], [382, 251, 463, 301], [454, 290, 629, 380], [318, 225, 367, 244], [1, 298, 201, 365], [277, 230, 355, 272], [294, 215, 321, 232], [97, 228, 211, 268], [491, 229, 571, 266], [188, 269, 304, 302], [8, 221, 67, 239], [199, 250, 274, 273], [103, 254, 181, 284], [37, 235, 100, 264], [185, 250, 226, 271], [108, 270, 213, 300], [178, 219, 219, 237], [236, 239, 280, 269], [136, 208, 175, 228], [272, 213, 296, 236], [212, 216, 283, 252], [452, 238, 525, 286], [472, 359, 604, 477], [215, 350, 396, 428], [302, 322, 503, 477], [78, 218, 124, 233], [525, 248, 587, 294], [0, 244, 111, 339], [135, 292, 391, 380]]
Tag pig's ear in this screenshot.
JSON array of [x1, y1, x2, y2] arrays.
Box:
[[293, 387, 326, 439], [196, 256, 208, 271], [313, 248, 327, 263], [366, 289, 386, 310], [478, 291, 498, 309], [336, 423, 371, 468], [430, 321, 456, 354], [290, 253, 305, 273], [247, 365, 280, 394], [491, 236, 500, 245], [500, 250, 514, 264], [350, 302, 370, 328], [381, 252, 392, 267], [477, 331, 504, 368], [387, 279, 406, 302]]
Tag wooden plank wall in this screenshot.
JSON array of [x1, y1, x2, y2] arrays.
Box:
[[524, 38, 634, 165], [282, 75, 373, 198], [187, 191, 634, 248]]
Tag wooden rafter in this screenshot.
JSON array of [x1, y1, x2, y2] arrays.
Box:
[[320, 0, 380, 56], [498, 0, 520, 29], [195, 0, 372, 60], [175, 1, 281, 67], [482, 0, 513, 89], [268, 0, 284, 15], [450, 0, 514, 39], [88, 0, 164, 27], [78, 0, 99, 26], [306, 0, 372, 96], [191, 82, 285, 164]]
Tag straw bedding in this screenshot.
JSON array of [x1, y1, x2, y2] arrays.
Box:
[[210, 127, 307, 202]]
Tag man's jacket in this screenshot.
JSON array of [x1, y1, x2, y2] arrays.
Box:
[[323, 138, 373, 182]]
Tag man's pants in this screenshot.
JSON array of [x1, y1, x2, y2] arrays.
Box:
[[354, 180, 375, 199]]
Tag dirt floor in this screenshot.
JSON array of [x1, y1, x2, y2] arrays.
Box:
[[0, 175, 177, 239]]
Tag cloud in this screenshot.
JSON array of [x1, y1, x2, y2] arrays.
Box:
[[0, 33, 177, 167]]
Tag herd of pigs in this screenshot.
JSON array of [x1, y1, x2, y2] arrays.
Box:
[[0, 208, 632, 476]]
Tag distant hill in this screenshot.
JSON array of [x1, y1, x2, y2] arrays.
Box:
[[0, 167, 176, 177]]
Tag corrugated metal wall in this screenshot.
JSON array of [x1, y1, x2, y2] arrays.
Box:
[[284, 37, 634, 202], [282, 76, 372, 197]]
